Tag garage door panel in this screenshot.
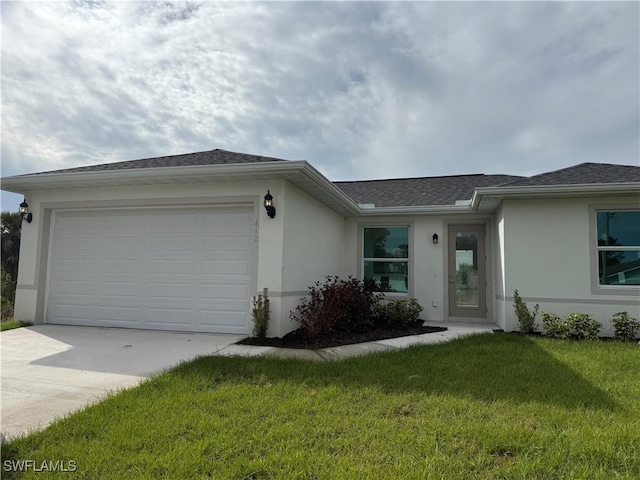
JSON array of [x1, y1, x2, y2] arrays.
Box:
[[98, 281, 141, 297], [55, 238, 99, 254], [201, 260, 250, 276], [97, 305, 141, 322], [146, 283, 194, 300], [51, 303, 94, 321], [200, 284, 250, 300], [53, 257, 96, 274], [148, 259, 195, 275], [51, 280, 95, 295], [148, 236, 199, 254], [202, 236, 252, 253], [147, 213, 200, 232], [146, 308, 193, 326], [56, 215, 99, 231], [47, 207, 253, 334], [99, 237, 148, 253]]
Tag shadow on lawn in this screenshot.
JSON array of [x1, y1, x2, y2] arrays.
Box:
[[174, 334, 617, 411]]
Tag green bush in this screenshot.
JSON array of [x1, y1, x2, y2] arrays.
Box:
[[542, 312, 602, 340], [610, 312, 640, 342], [251, 288, 270, 338], [541, 312, 566, 338], [564, 313, 601, 340], [377, 298, 424, 329], [290, 276, 382, 337], [513, 289, 539, 333]]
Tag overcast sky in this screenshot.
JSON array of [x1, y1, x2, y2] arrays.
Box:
[[1, 1, 639, 210]]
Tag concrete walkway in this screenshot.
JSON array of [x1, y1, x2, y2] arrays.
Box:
[[1, 322, 495, 439], [216, 322, 497, 361]]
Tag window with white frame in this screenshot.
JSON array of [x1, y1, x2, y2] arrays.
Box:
[[596, 210, 640, 286], [363, 226, 409, 293]]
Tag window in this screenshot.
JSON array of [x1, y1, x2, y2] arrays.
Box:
[[363, 226, 409, 293], [596, 211, 640, 286]]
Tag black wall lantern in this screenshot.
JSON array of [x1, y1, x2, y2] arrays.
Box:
[[432, 233, 439, 244], [263, 190, 276, 218], [19, 199, 33, 223]]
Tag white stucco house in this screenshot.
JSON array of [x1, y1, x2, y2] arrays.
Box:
[[2, 149, 639, 337]]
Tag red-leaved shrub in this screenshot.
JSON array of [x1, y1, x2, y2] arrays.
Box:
[[290, 276, 382, 337]]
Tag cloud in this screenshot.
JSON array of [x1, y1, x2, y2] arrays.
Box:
[[1, 0, 638, 190]]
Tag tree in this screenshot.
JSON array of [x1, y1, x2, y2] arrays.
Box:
[[1, 211, 22, 283], [1, 211, 22, 320]]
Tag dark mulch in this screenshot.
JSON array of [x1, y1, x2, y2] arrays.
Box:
[[237, 324, 448, 350]]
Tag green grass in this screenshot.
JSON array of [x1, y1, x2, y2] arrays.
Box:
[[0, 320, 32, 332], [2, 334, 639, 479]]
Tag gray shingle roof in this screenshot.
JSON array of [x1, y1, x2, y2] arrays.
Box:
[[32, 149, 288, 175], [335, 174, 523, 207], [12, 148, 638, 208], [501, 162, 640, 187]]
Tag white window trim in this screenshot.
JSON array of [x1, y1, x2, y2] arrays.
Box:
[[590, 206, 640, 295], [360, 224, 412, 297]]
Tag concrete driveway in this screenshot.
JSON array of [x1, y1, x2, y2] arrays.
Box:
[[0, 325, 243, 439]]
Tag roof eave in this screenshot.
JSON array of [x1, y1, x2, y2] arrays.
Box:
[[357, 204, 475, 216], [1, 161, 308, 191], [1, 161, 362, 217], [471, 183, 640, 210]]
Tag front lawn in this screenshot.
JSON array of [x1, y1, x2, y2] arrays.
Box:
[[2, 334, 639, 479]]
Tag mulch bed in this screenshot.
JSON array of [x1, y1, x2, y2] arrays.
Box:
[[237, 325, 448, 350]]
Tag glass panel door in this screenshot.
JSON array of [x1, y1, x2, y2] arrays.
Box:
[[448, 224, 486, 318]]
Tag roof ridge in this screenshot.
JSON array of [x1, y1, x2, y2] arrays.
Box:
[[334, 173, 522, 184]]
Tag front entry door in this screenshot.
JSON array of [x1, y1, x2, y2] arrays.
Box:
[[448, 224, 486, 318]]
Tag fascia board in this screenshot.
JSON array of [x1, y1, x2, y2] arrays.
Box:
[[357, 204, 475, 216], [1, 160, 362, 216], [0, 161, 310, 193], [296, 164, 361, 216], [471, 183, 640, 210]]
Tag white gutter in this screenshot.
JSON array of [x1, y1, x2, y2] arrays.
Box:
[[1, 160, 362, 217], [357, 204, 475, 216], [0, 161, 310, 192], [471, 183, 640, 210]]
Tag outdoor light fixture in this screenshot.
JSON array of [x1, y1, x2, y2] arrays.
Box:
[[263, 190, 276, 218], [19, 199, 33, 223], [432, 233, 439, 244]]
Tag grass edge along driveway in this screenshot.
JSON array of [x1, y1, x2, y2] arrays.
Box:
[[2, 334, 639, 479]]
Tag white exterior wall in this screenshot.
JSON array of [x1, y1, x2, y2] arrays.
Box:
[[277, 182, 347, 336], [13, 180, 290, 333], [498, 195, 640, 336]]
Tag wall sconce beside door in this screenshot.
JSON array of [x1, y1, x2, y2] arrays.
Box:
[[19, 199, 33, 223], [432, 233, 439, 244], [264, 190, 276, 219]]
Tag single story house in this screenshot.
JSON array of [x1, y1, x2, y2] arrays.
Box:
[[2, 149, 639, 337]]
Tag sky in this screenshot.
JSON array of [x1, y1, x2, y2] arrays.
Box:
[[1, 1, 639, 211]]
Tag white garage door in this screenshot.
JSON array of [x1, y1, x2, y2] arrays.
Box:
[[47, 207, 254, 334]]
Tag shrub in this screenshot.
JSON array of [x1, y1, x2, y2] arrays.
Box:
[[378, 298, 424, 329], [513, 289, 539, 333], [290, 276, 382, 337], [564, 313, 601, 340], [541, 312, 566, 338], [542, 312, 602, 340], [251, 288, 270, 338], [610, 312, 640, 342]]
